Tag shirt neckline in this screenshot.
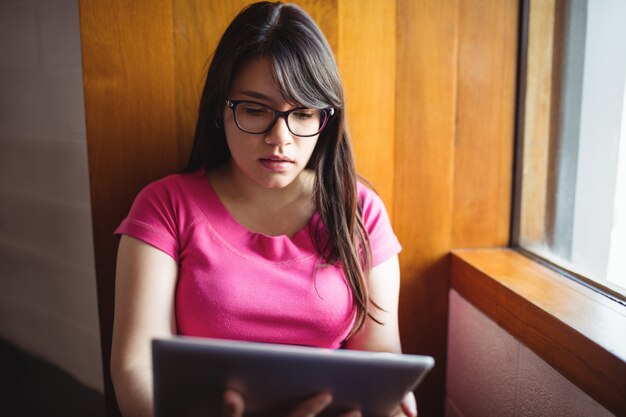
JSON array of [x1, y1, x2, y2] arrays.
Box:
[[190, 168, 322, 263]]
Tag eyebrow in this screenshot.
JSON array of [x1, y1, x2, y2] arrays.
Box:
[[239, 90, 275, 102], [237, 90, 305, 111]]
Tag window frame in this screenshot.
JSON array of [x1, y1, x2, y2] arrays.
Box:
[[510, 0, 626, 305], [451, 0, 626, 414]]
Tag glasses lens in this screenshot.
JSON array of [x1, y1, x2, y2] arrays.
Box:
[[233, 101, 328, 136], [288, 109, 325, 136], [234, 102, 275, 134]]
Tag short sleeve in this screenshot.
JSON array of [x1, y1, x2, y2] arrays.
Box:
[[358, 183, 402, 267], [115, 178, 181, 261]]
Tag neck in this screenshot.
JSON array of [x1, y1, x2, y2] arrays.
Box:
[[214, 162, 314, 212]]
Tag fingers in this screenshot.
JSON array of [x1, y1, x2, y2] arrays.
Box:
[[286, 392, 333, 417], [400, 392, 418, 417], [220, 389, 245, 417], [339, 410, 362, 417], [220, 390, 415, 417]]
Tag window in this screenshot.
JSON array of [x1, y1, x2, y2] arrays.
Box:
[[514, 0, 626, 301]]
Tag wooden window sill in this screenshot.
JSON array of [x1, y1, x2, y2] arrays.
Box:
[[450, 248, 626, 416]]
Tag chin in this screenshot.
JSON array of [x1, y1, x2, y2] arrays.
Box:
[[257, 179, 293, 189], [254, 174, 298, 190]]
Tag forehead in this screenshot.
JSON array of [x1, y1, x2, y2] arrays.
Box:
[[229, 58, 284, 103]]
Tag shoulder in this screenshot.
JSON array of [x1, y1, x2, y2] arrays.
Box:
[[136, 170, 205, 202], [356, 180, 402, 264], [118, 170, 207, 245], [356, 180, 387, 218], [126, 169, 210, 228]]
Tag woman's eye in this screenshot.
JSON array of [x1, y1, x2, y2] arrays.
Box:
[[293, 110, 314, 120], [244, 106, 269, 116]]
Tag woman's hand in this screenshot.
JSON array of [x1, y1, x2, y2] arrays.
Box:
[[395, 392, 417, 417], [219, 390, 363, 417], [219, 389, 415, 417]]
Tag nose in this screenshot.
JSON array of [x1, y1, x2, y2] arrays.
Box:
[[264, 116, 294, 146]]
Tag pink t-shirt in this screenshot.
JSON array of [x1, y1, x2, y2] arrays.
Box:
[[115, 169, 401, 348]]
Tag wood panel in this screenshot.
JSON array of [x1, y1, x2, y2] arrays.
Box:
[[295, 0, 339, 54], [79, 1, 179, 416], [451, 248, 626, 416], [172, 0, 249, 169], [453, 0, 518, 248], [519, 0, 556, 245], [395, 1, 459, 415], [338, 0, 396, 212]]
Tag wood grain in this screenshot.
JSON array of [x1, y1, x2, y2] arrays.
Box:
[[172, 0, 248, 170], [519, 0, 556, 245], [395, 1, 459, 415], [451, 248, 626, 416], [79, 1, 179, 416], [338, 0, 396, 213], [453, 0, 518, 248], [295, 0, 339, 55]]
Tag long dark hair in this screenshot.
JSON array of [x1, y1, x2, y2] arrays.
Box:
[[184, 1, 376, 338]]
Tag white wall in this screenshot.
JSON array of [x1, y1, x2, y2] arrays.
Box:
[[445, 290, 613, 417], [0, 0, 103, 392]]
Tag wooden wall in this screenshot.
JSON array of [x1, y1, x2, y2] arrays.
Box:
[[79, 1, 518, 416]]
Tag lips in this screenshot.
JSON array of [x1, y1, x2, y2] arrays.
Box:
[[259, 155, 294, 172], [260, 155, 294, 163]]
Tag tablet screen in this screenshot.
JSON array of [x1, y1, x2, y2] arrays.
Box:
[[153, 337, 434, 417]]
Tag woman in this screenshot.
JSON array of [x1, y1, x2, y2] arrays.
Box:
[[111, 2, 416, 416]]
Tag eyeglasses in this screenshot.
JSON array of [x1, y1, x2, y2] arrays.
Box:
[[226, 99, 335, 137]]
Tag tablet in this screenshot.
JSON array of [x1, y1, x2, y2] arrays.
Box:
[[152, 337, 434, 417]]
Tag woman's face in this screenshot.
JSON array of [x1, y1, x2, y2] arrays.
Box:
[[223, 58, 320, 190]]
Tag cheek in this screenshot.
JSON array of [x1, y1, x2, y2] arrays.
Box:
[[223, 107, 232, 124], [223, 109, 235, 137], [301, 138, 320, 160], [225, 132, 247, 160], [223, 114, 248, 155]]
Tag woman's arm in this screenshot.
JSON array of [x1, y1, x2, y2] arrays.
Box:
[[110, 235, 178, 417], [344, 255, 402, 353], [343, 255, 417, 417]]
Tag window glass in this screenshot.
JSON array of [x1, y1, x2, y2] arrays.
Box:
[[517, 0, 626, 298]]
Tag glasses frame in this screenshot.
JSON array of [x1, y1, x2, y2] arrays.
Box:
[[225, 99, 335, 137]]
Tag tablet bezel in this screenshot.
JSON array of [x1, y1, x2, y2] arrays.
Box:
[[152, 336, 434, 417]]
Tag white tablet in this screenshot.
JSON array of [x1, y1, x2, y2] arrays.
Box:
[[152, 337, 434, 417]]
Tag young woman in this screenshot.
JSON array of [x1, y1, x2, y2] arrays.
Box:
[[110, 2, 416, 417]]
